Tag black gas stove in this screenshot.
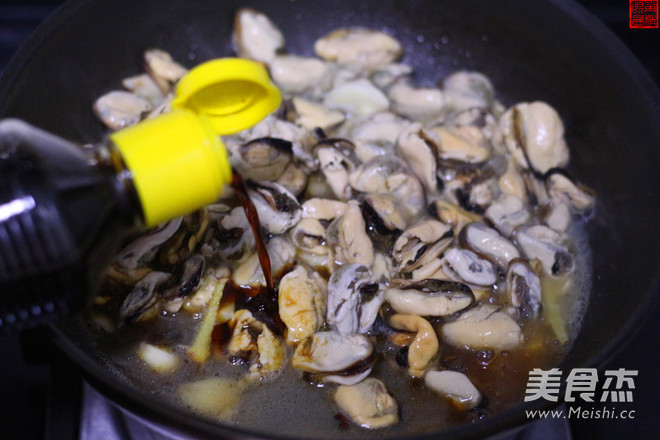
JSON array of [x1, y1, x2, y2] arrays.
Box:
[[1, 1, 658, 439]]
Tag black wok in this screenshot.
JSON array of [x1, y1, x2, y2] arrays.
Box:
[[1, 0, 659, 439]]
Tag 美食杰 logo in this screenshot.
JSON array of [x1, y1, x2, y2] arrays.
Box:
[[524, 368, 637, 403], [523, 368, 639, 421]]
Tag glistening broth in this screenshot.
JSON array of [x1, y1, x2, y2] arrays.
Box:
[[92, 220, 591, 438]]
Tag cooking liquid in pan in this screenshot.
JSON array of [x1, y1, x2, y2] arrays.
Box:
[[93, 211, 591, 439]]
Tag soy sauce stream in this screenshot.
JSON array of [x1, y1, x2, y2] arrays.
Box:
[[231, 171, 275, 295], [228, 171, 284, 333]]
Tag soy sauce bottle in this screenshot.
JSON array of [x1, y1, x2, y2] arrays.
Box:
[[0, 58, 281, 333]]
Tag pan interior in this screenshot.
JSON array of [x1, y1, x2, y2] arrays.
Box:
[[2, 0, 660, 439]]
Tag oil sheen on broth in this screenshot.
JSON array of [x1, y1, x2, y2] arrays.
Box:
[[95, 227, 591, 438]]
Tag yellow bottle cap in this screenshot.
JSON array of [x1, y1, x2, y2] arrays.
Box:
[[171, 58, 282, 135], [109, 58, 281, 227]]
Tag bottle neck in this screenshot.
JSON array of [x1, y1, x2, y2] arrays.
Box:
[[0, 119, 145, 331], [77, 140, 146, 296], [88, 140, 145, 229]]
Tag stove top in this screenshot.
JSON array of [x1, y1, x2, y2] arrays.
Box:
[[1, 1, 658, 439]]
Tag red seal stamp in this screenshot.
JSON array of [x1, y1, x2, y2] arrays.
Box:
[[630, 0, 659, 28]]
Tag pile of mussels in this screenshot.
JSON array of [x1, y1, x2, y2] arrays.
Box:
[[91, 8, 595, 430]]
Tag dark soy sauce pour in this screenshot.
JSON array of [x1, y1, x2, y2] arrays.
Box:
[[231, 171, 274, 294], [229, 171, 283, 334]]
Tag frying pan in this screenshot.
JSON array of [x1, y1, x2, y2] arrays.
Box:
[[1, 0, 659, 438]]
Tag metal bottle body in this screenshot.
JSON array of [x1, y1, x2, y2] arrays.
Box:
[[0, 119, 140, 332]]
